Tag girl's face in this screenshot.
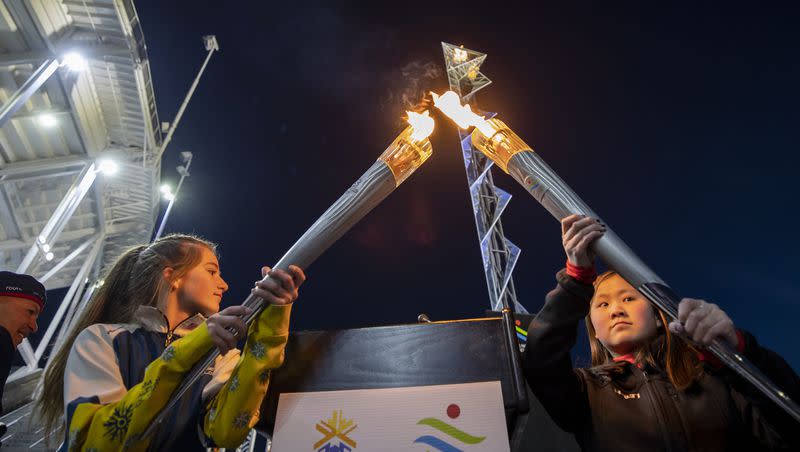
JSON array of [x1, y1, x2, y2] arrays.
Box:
[[590, 274, 658, 356], [174, 246, 229, 317]]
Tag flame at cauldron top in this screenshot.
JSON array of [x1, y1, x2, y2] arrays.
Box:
[[430, 91, 495, 137]]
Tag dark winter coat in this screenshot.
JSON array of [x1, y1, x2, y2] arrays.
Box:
[[523, 270, 800, 451]]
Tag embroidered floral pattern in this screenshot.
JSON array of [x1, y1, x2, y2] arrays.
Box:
[[250, 341, 265, 360], [103, 403, 134, 441], [233, 411, 251, 429], [258, 370, 269, 385], [161, 345, 175, 362], [208, 407, 217, 422], [229, 374, 240, 392], [134, 378, 159, 407]]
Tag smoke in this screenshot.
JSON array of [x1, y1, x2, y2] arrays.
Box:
[[380, 60, 443, 119]]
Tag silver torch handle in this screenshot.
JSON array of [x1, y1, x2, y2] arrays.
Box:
[[506, 148, 800, 423], [142, 118, 435, 439]]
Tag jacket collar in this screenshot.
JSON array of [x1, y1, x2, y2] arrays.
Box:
[[612, 353, 663, 375], [135, 305, 206, 337], [613, 353, 639, 366]]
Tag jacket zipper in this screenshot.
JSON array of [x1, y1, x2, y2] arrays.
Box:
[[641, 369, 674, 451]]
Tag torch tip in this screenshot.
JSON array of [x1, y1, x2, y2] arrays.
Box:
[[406, 110, 435, 141]]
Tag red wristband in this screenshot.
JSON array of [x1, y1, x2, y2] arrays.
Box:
[[697, 330, 746, 367], [735, 329, 745, 353], [566, 260, 597, 284]]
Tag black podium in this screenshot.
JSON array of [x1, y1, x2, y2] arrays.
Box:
[[256, 317, 579, 451]]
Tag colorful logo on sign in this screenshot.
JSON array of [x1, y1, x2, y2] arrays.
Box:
[[413, 403, 486, 451], [314, 409, 357, 452]]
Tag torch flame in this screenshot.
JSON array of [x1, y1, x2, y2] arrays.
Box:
[[380, 110, 435, 186], [431, 91, 495, 137], [406, 110, 435, 142]]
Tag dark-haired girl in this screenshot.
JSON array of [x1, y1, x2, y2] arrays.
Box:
[[524, 215, 799, 451]]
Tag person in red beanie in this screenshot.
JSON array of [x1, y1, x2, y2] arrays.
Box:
[[0, 270, 45, 414]]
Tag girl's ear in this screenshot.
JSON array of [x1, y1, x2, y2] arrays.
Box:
[[162, 267, 177, 290]]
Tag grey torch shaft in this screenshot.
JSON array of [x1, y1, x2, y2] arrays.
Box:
[[507, 150, 800, 423], [144, 160, 397, 436]]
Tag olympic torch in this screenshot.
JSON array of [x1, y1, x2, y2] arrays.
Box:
[[144, 111, 436, 436], [432, 90, 800, 422]]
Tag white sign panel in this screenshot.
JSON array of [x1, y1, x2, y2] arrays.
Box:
[[271, 381, 510, 452]]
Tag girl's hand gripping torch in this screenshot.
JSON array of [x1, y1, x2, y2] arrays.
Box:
[[432, 90, 800, 423]]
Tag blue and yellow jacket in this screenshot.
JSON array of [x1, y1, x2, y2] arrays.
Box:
[[60, 303, 291, 451]]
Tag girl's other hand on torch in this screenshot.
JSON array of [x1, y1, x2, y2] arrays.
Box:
[[561, 214, 606, 267], [252, 265, 306, 306], [669, 299, 738, 347]]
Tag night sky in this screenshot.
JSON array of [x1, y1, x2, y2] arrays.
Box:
[[129, 2, 799, 371]]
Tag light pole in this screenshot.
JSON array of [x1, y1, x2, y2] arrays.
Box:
[[150, 35, 218, 240], [153, 151, 192, 240]]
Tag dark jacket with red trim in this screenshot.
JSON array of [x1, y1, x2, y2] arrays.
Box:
[[523, 270, 800, 451], [0, 326, 13, 414]]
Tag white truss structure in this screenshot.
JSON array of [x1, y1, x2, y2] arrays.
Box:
[[441, 42, 528, 314], [0, 0, 164, 377]]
